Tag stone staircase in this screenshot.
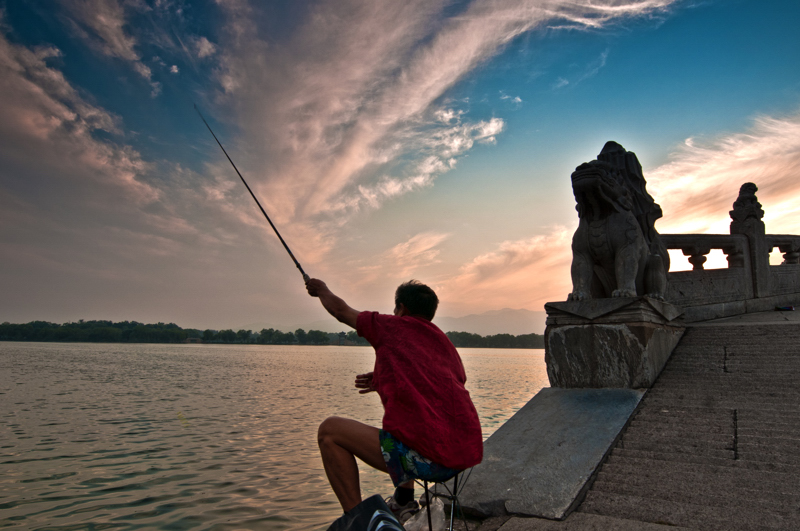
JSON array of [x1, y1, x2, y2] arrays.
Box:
[[576, 323, 800, 530]]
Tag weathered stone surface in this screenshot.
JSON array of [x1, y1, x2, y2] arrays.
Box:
[[544, 298, 684, 388], [458, 388, 644, 520], [546, 297, 682, 324], [496, 513, 691, 530]]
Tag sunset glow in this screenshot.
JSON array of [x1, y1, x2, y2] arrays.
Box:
[[1, 0, 799, 332]]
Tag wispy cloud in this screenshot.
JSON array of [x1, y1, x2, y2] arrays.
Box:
[[194, 36, 217, 59], [385, 232, 451, 278], [500, 91, 523, 105], [0, 31, 157, 204], [208, 0, 680, 264], [0, 22, 266, 269], [61, 0, 162, 95], [648, 110, 800, 235], [552, 48, 609, 89], [437, 227, 574, 315]]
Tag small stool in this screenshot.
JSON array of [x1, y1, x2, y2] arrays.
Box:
[[417, 469, 473, 531]]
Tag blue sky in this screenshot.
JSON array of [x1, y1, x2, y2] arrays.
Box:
[[1, 0, 799, 332]]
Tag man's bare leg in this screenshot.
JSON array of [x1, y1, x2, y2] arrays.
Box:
[[318, 416, 390, 512]]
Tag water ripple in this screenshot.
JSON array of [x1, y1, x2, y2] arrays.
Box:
[[0, 342, 546, 530]]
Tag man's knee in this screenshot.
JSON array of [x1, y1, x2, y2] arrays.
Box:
[[318, 416, 345, 448]]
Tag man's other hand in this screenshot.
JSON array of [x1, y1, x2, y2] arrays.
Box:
[[355, 372, 376, 394]]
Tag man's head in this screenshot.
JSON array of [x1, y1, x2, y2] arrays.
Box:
[[394, 280, 438, 321]]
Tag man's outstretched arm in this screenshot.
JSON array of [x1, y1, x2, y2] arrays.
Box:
[[306, 278, 359, 329]]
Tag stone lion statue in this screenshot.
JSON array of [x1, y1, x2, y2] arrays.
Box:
[[568, 141, 669, 301]]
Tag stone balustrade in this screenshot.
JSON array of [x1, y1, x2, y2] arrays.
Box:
[[766, 235, 800, 264], [660, 229, 800, 322]]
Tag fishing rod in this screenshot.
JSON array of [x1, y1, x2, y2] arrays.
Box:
[[194, 104, 310, 283]]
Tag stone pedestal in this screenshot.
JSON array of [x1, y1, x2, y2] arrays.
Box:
[[545, 297, 684, 388]]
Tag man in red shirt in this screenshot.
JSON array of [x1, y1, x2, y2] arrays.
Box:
[[306, 278, 483, 519]]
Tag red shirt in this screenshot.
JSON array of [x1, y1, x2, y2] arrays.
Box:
[[357, 311, 483, 470]]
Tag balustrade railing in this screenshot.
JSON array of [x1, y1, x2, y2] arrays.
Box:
[[657, 227, 800, 321], [660, 234, 748, 271]]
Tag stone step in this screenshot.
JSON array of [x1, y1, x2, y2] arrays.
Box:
[[495, 512, 692, 530], [578, 491, 792, 530], [632, 407, 800, 425], [626, 421, 732, 436], [739, 435, 800, 452], [606, 447, 740, 468], [642, 398, 799, 411], [593, 466, 800, 502], [608, 448, 800, 474], [618, 439, 734, 459], [738, 449, 800, 466], [589, 477, 796, 514], [738, 427, 800, 439], [618, 433, 731, 446], [605, 448, 800, 476], [599, 454, 800, 488], [650, 385, 800, 395]]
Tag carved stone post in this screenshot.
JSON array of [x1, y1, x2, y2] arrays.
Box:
[[729, 183, 770, 297]]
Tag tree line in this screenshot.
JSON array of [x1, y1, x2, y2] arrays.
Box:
[[0, 320, 544, 349], [445, 331, 544, 349]]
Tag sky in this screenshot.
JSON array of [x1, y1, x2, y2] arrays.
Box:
[[1, 0, 800, 332]]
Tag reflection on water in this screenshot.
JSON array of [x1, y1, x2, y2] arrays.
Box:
[[0, 342, 547, 530]]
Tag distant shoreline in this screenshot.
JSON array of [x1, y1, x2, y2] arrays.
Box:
[[0, 320, 545, 349]]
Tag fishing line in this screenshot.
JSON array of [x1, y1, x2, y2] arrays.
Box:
[[194, 104, 310, 283]]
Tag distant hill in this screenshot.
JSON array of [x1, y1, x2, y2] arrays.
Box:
[[435, 308, 546, 336], [241, 308, 547, 336]]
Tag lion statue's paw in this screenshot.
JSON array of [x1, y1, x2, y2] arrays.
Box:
[[612, 289, 637, 298]]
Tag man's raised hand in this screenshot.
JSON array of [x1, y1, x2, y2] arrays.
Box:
[[305, 278, 327, 297], [355, 372, 376, 394]]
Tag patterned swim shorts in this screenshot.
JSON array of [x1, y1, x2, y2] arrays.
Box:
[[379, 430, 459, 487]]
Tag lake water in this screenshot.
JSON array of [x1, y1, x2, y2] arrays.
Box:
[[0, 342, 548, 530]]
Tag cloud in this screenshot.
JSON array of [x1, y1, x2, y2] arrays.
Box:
[[437, 227, 574, 315], [384, 232, 451, 278], [0, 23, 271, 269], [61, 0, 162, 94], [552, 48, 609, 89], [0, 20, 319, 327], [648, 110, 800, 236], [0, 32, 157, 204], [206, 0, 679, 265], [500, 92, 523, 105], [578, 48, 609, 82], [194, 36, 217, 58]]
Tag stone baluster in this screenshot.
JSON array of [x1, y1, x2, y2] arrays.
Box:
[[722, 245, 745, 268], [683, 246, 710, 271], [778, 243, 800, 265]]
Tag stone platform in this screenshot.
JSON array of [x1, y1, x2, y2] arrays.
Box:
[[458, 388, 644, 520], [473, 309, 800, 530], [545, 297, 684, 388]]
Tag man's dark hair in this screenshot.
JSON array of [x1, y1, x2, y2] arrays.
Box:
[[395, 280, 439, 321]]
